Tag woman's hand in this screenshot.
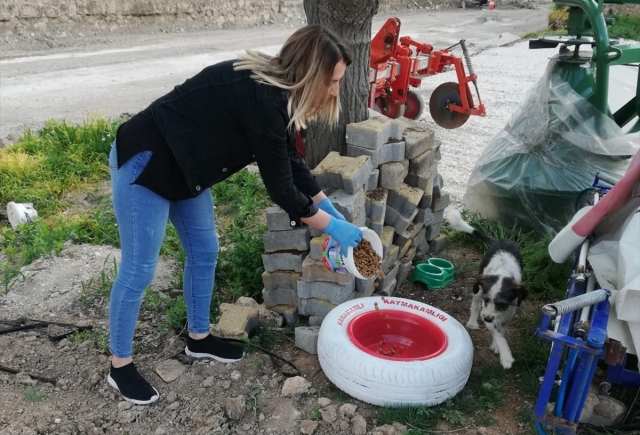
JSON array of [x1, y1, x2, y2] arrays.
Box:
[[323, 217, 362, 248]]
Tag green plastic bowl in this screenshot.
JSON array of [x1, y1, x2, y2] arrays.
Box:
[[410, 258, 455, 290]]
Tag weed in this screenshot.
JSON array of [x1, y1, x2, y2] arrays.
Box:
[[1, 262, 24, 294], [24, 386, 47, 403], [247, 386, 262, 416], [68, 330, 93, 343], [377, 406, 437, 433], [94, 328, 109, 354], [143, 289, 171, 312], [441, 210, 571, 300], [165, 295, 187, 331], [311, 406, 322, 420]]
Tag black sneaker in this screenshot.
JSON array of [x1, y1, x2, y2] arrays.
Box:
[[185, 335, 244, 363], [107, 362, 159, 405]]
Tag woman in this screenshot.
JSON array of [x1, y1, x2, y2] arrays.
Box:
[[107, 24, 362, 404]]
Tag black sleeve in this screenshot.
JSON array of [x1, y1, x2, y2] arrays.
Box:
[[249, 100, 319, 220], [288, 142, 322, 198]]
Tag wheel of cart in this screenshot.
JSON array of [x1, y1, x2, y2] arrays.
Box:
[[533, 173, 640, 435]]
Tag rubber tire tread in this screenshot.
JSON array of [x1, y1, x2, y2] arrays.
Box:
[[317, 297, 473, 407]]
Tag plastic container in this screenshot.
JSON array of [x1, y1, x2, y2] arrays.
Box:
[[410, 258, 455, 290], [6, 202, 38, 229], [321, 227, 384, 280]]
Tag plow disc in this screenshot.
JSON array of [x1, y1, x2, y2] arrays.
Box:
[[429, 82, 472, 129]]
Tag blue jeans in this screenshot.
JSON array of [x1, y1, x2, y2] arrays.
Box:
[[108, 142, 218, 358]]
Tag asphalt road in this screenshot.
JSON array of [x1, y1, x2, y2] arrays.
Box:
[[0, 7, 551, 138]]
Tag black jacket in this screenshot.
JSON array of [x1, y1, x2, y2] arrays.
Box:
[[115, 59, 321, 220]]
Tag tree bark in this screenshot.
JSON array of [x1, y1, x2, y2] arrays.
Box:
[[303, 0, 380, 169]]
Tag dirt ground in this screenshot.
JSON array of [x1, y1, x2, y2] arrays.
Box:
[[0, 234, 540, 435]]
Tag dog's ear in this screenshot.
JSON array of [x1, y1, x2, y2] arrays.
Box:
[[514, 284, 528, 306], [472, 274, 487, 294]]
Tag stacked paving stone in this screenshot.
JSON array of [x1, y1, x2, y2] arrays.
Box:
[[260, 115, 450, 330]]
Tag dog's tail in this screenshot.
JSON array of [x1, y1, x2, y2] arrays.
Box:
[[445, 208, 494, 245]]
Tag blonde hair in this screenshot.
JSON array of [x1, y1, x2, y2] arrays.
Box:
[[233, 25, 352, 130]]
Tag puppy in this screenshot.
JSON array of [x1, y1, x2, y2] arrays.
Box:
[[445, 208, 528, 369]]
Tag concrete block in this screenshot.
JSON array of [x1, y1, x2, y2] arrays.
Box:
[[262, 288, 298, 308], [211, 303, 259, 340], [403, 125, 437, 159], [376, 262, 400, 293], [311, 152, 372, 194], [384, 205, 418, 236], [381, 226, 395, 259], [387, 184, 424, 218], [263, 228, 310, 253], [309, 316, 324, 327], [432, 190, 450, 212], [408, 146, 441, 177], [416, 237, 430, 255], [297, 278, 356, 305], [365, 217, 384, 237], [365, 188, 388, 222], [378, 141, 406, 166], [265, 206, 295, 232], [432, 210, 445, 226], [399, 239, 412, 259], [295, 326, 320, 355], [301, 256, 355, 285], [417, 207, 435, 227], [257, 304, 284, 328], [354, 207, 367, 227], [426, 222, 442, 241], [405, 173, 432, 192], [349, 141, 405, 168], [309, 236, 326, 261], [433, 172, 443, 200], [299, 297, 345, 318], [396, 258, 413, 288], [418, 176, 435, 209], [367, 169, 379, 191], [394, 221, 424, 248], [356, 276, 376, 297], [379, 160, 409, 190], [262, 251, 307, 273], [345, 116, 403, 149], [383, 244, 399, 274], [405, 245, 418, 263], [262, 271, 301, 291], [309, 226, 324, 238], [328, 188, 366, 223], [268, 305, 298, 326], [429, 234, 447, 253]]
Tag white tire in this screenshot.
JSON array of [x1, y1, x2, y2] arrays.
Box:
[[318, 296, 473, 407]]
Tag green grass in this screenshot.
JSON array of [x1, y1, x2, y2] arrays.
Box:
[[441, 210, 572, 301], [523, 11, 640, 41], [0, 117, 272, 332], [24, 385, 47, 403]]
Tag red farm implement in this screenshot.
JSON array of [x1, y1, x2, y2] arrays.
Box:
[[369, 17, 486, 128], [295, 17, 486, 155]]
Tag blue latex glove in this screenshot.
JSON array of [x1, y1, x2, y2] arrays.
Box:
[[324, 217, 362, 249], [318, 198, 345, 221]]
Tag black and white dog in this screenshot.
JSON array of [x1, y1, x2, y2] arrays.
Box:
[[445, 208, 528, 369]]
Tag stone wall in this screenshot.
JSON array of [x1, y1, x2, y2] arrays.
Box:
[[0, 0, 464, 34], [260, 115, 449, 329]]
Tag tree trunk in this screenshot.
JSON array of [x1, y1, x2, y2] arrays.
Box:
[[303, 0, 380, 169]]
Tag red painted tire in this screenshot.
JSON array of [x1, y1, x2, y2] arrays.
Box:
[[374, 97, 406, 119], [404, 90, 425, 120], [318, 296, 473, 407]]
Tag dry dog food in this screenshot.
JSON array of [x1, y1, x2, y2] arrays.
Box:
[[353, 239, 382, 278]]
